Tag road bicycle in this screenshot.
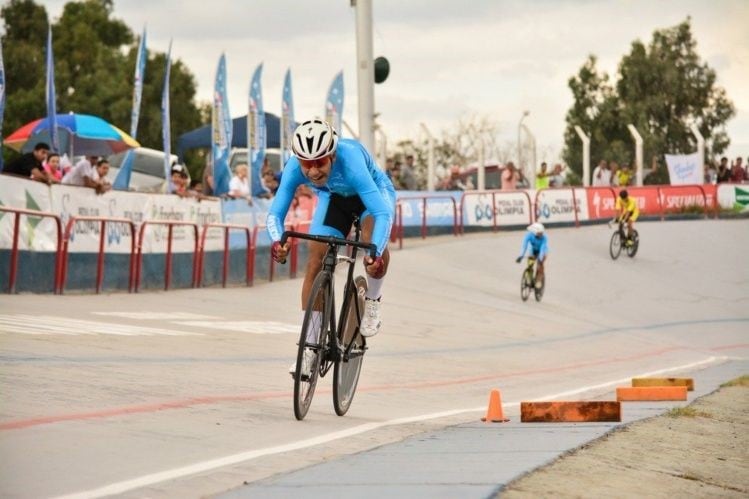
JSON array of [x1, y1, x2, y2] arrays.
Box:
[[520, 256, 545, 302], [280, 221, 376, 421], [608, 218, 639, 260]]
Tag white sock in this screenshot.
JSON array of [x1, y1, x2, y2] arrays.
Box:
[[366, 276, 384, 301], [302, 310, 321, 343]]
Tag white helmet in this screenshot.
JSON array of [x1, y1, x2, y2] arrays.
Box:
[[291, 119, 338, 160], [528, 222, 545, 234]]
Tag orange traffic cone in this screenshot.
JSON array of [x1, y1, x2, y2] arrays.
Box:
[[481, 389, 509, 422]]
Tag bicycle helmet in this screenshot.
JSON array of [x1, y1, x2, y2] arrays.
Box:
[[619, 189, 628, 199], [528, 222, 545, 234], [291, 119, 338, 160]]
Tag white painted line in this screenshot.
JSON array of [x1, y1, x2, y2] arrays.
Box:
[[173, 320, 298, 334], [54, 355, 727, 499], [0, 315, 203, 337], [92, 312, 218, 320]]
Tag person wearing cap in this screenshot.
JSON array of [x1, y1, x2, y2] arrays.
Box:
[[170, 163, 189, 196], [515, 222, 548, 288], [267, 119, 395, 377]]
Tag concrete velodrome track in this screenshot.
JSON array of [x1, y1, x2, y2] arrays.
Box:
[[0, 219, 747, 498]]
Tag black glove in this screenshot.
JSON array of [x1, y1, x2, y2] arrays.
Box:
[[515, 256, 522, 263]]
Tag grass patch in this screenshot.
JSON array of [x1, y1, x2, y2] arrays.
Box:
[[720, 375, 749, 388], [666, 407, 712, 419]]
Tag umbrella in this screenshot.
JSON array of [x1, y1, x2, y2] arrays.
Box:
[[5, 113, 140, 156]]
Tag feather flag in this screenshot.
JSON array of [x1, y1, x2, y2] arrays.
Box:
[[113, 27, 147, 191], [248, 63, 266, 197], [212, 54, 232, 196], [161, 40, 173, 192], [280, 68, 295, 168], [324, 71, 344, 134], [46, 26, 59, 153]]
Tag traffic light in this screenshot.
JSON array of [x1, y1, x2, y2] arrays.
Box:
[[374, 56, 390, 84]]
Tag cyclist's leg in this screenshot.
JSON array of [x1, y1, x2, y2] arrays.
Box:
[[625, 211, 634, 239]]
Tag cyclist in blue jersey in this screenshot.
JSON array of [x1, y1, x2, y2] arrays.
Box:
[[515, 222, 548, 288], [267, 119, 395, 375]]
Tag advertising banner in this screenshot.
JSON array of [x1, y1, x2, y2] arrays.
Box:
[[395, 192, 462, 228], [534, 188, 589, 224], [585, 187, 619, 220], [0, 176, 55, 250], [717, 184, 749, 212], [462, 191, 532, 227]]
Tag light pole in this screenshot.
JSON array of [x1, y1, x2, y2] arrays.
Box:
[[517, 110, 530, 182], [352, 0, 375, 153]]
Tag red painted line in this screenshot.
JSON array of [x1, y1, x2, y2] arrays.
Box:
[[709, 343, 749, 351], [1, 343, 743, 431]]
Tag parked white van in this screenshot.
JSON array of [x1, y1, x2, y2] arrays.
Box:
[[107, 147, 181, 193], [228, 148, 283, 175]]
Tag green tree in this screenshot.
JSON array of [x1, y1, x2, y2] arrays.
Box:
[[563, 18, 735, 185], [1, 0, 49, 142], [2, 0, 203, 173]]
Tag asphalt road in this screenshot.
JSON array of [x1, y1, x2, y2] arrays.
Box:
[[1, 218, 747, 498]]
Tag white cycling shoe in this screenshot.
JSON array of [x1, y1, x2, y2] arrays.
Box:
[[360, 298, 382, 338], [289, 348, 316, 378]]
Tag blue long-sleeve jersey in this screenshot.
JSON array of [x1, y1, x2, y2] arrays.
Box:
[[266, 138, 395, 256], [518, 232, 548, 260]]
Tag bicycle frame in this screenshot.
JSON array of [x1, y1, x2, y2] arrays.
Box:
[[280, 226, 377, 369]]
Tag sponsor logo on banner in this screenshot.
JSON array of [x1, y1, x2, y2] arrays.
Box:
[[535, 189, 588, 223], [462, 191, 530, 227]]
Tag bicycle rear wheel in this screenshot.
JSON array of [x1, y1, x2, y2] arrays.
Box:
[[534, 272, 545, 302], [626, 230, 639, 258], [520, 268, 532, 301], [333, 276, 367, 416], [609, 231, 622, 260], [293, 272, 332, 421]]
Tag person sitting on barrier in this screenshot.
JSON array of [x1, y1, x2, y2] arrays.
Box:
[[43, 152, 63, 183], [266, 119, 395, 376], [62, 156, 110, 194], [615, 189, 639, 245], [515, 222, 548, 288], [229, 163, 252, 202], [169, 164, 189, 196], [4, 142, 52, 183]]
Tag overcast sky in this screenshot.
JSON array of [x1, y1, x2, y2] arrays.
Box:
[[41, 0, 749, 162]]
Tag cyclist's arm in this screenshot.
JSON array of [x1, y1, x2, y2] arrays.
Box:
[[266, 163, 305, 242], [518, 232, 531, 259], [347, 152, 393, 256]]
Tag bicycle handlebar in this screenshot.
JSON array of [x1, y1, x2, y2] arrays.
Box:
[[281, 230, 378, 260]]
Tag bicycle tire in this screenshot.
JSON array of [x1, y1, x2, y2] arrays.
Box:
[[293, 272, 332, 421], [534, 273, 545, 302], [609, 231, 622, 260], [626, 230, 639, 258], [333, 275, 367, 416], [520, 268, 532, 301]]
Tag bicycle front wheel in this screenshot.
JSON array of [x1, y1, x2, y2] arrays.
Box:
[[609, 231, 622, 260], [520, 268, 532, 301], [333, 275, 367, 416], [293, 272, 332, 421]]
